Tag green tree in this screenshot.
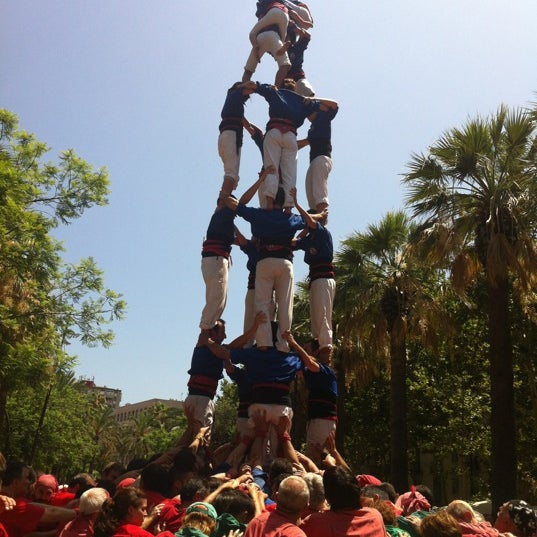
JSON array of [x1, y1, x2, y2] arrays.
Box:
[[402, 105, 537, 508], [334, 211, 447, 491], [0, 109, 125, 449]]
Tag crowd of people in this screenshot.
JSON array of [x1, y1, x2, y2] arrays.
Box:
[[1, 2, 536, 537], [2, 427, 537, 537]]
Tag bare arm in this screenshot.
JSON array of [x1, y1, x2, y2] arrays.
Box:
[[297, 138, 310, 150], [227, 311, 266, 349], [207, 340, 231, 361], [324, 431, 351, 471], [234, 225, 248, 247], [35, 505, 76, 524], [283, 330, 320, 372], [290, 187, 316, 229], [239, 166, 275, 205]]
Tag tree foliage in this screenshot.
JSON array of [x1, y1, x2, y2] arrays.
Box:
[[0, 109, 125, 452]]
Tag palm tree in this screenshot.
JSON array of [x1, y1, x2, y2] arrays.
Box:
[[402, 105, 537, 509], [334, 211, 445, 491]]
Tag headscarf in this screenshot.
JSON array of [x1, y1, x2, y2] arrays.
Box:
[[395, 486, 431, 516], [507, 500, 537, 537]]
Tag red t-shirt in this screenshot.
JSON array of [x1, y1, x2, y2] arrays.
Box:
[[113, 524, 155, 537], [0, 522, 8, 537], [245, 510, 306, 537], [158, 498, 186, 533], [0, 497, 45, 537], [300, 507, 387, 537], [51, 491, 76, 507]]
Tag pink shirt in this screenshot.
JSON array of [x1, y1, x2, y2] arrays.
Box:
[[301, 507, 387, 537], [245, 510, 306, 537]]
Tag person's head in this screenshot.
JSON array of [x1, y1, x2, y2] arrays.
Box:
[[180, 477, 209, 504], [360, 485, 388, 506], [378, 482, 398, 503], [303, 472, 326, 511], [79, 487, 109, 516], [276, 476, 310, 514], [415, 484, 434, 507], [395, 486, 431, 516], [69, 472, 98, 498], [2, 461, 33, 497], [95, 487, 148, 537], [323, 466, 361, 511], [100, 462, 125, 482], [447, 500, 478, 523], [140, 463, 171, 497], [33, 473, 59, 503], [495, 500, 537, 537], [420, 510, 462, 537], [211, 319, 227, 344], [213, 488, 255, 523], [281, 79, 297, 91], [182, 502, 218, 537], [268, 458, 294, 484], [371, 499, 397, 526]]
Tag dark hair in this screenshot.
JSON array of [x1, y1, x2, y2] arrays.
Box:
[[172, 448, 197, 473], [269, 458, 294, 483], [379, 482, 398, 503], [181, 477, 209, 502], [323, 466, 361, 511], [415, 484, 434, 506], [94, 487, 147, 537], [140, 463, 171, 497], [212, 488, 255, 519], [70, 473, 97, 499], [3, 461, 29, 486], [361, 485, 388, 500]]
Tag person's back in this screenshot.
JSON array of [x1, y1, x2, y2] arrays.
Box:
[[300, 467, 386, 537], [60, 488, 109, 537]]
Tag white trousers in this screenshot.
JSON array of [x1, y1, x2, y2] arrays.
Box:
[[255, 258, 294, 351], [310, 277, 336, 349], [218, 130, 241, 187], [305, 155, 332, 210], [263, 128, 298, 207], [200, 256, 229, 330]]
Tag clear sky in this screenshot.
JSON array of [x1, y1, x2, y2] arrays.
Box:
[[2, 1, 536, 404]]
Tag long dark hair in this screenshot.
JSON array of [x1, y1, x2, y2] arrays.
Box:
[[94, 487, 146, 537]]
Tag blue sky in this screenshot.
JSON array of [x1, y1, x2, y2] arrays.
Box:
[[2, 1, 536, 404]]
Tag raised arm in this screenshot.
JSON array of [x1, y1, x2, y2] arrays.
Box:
[[290, 187, 316, 229], [227, 311, 266, 349], [283, 330, 320, 372], [207, 340, 231, 361], [238, 165, 275, 205]]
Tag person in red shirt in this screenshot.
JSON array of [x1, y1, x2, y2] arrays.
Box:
[[59, 487, 109, 537], [0, 461, 76, 537], [244, 475, 309, 537], [94, 487, 174, 537], [300, 466, 387, 537]]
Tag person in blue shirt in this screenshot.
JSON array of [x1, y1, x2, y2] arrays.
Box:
[[283, 331, 338, 464], [291, 187, 335, 361], [218, 82, 256, 196], [225, 178, 325, 352], [302, 102, 339, 212]]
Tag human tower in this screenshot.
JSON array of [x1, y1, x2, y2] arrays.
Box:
[[184, 0, 339, 465]]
